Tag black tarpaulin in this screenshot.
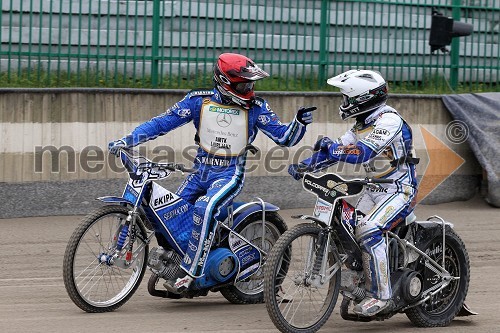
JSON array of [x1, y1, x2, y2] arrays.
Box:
[[442, 93, 500, 207]]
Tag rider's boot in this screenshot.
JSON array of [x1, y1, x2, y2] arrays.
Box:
[[353, 296, 389, 316], [163, 269, 194, 294]]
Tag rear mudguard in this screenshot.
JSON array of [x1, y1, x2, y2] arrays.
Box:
[[230, 201, 280, 230], [412, 219, 454, 251]]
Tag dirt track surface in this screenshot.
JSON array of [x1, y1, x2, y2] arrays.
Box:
[[0, 196, 498, 333]]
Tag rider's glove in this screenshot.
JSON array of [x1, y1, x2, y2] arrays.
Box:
[[313, 136, 334, 152], [296, 106, 317, 125], [288, 163, 309, 181], [108, 139, 127, 156]]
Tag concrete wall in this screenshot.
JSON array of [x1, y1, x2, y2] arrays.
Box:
[[0, 88, 482, 218]]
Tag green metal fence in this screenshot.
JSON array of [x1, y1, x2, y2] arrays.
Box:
[[1, 0, 499, 92]]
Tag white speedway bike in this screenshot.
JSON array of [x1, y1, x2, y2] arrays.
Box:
[[263, 172, 476, 333]]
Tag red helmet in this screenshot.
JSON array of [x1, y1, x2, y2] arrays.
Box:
[[213, 53, 269, 107]]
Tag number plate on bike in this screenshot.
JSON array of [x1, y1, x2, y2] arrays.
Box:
[[303, 173, 364, 204]]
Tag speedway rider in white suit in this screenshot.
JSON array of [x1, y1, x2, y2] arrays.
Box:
[[289, 69, 419, 316]]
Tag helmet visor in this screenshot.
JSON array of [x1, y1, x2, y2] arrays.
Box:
[[234, 82, 255, 95], [342, 94, 351, 108]]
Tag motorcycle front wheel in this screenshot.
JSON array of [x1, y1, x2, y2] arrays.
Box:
[[263, 223, 341, 333], [63, 205, 149, 313]]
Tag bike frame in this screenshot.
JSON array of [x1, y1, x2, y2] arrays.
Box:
[[294, 172, 459, 308]]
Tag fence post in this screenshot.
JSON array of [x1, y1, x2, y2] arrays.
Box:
[[450, 0, 462, 90], [151, 0, 161, 88], [318, 0, 329, 88]]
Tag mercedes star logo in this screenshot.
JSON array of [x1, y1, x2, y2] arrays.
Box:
[[216, 113, 232, 127]]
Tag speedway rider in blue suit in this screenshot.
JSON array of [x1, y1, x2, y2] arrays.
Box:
[[109, 53, 315, 293], [289, 70, 419, 316]]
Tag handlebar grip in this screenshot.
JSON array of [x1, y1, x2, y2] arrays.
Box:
[[175, 164, 196, 173], [371, 178, 394, 184], [164, 164, 177, 172]]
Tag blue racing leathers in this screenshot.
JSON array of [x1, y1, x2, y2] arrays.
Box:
[[296, 105, 418, 301], [120, 88, 308, 277]]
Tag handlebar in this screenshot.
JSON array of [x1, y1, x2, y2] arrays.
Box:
[[137, 162, 197, 174], [359, 178, 394, 185], [174, 163, 196, 173], [118, 147, 197, 175]]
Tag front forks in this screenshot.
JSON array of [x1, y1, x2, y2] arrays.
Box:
[[99, 207, 153, 269], [306, 228, 342, 288]]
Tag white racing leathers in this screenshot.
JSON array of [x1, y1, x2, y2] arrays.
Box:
[[329, 105, 418, 301]]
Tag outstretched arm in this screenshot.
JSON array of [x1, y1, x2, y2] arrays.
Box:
[[256, 99, 314, 147], [287, 113, 402, 180]]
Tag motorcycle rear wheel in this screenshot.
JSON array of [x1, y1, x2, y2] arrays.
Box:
[[263, 223, 341, 333], [220, 212, 287, 304], [63, 205, 149, 313], [405, 227, 470, 327]]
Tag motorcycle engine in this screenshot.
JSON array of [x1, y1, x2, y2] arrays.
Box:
[[193, 248, 238, 289], [391, 268, 423, 308], [148, 247, 182, 279]]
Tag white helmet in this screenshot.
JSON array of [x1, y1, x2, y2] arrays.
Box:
[[327, 69, 388, 120]]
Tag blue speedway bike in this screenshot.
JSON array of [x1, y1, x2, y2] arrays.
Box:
[[63, 146, 287, 312]]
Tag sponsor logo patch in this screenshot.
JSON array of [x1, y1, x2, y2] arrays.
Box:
[[326, 180, 349, 194], [229, 234, 247, 251], [258, 114, 270, 125], [191, 230, 200, 240], [304, 178, 330, 196], [193, 214, 202, 225], [190, 90, 213, 96], [188, 241, 197, 252], [380, 206, 396, 222], [197, 231, 214, 267], [177, 109, 191, 118], [333, 145, 361, 155], [152, 192, 175, 209], [208, 105, 240, 115], [216, 113, 232, 128], [183, 255, 192, 265], [162, 204, 189, 221], [372, 128, 390, 136], [198, 156, 231, 167]]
